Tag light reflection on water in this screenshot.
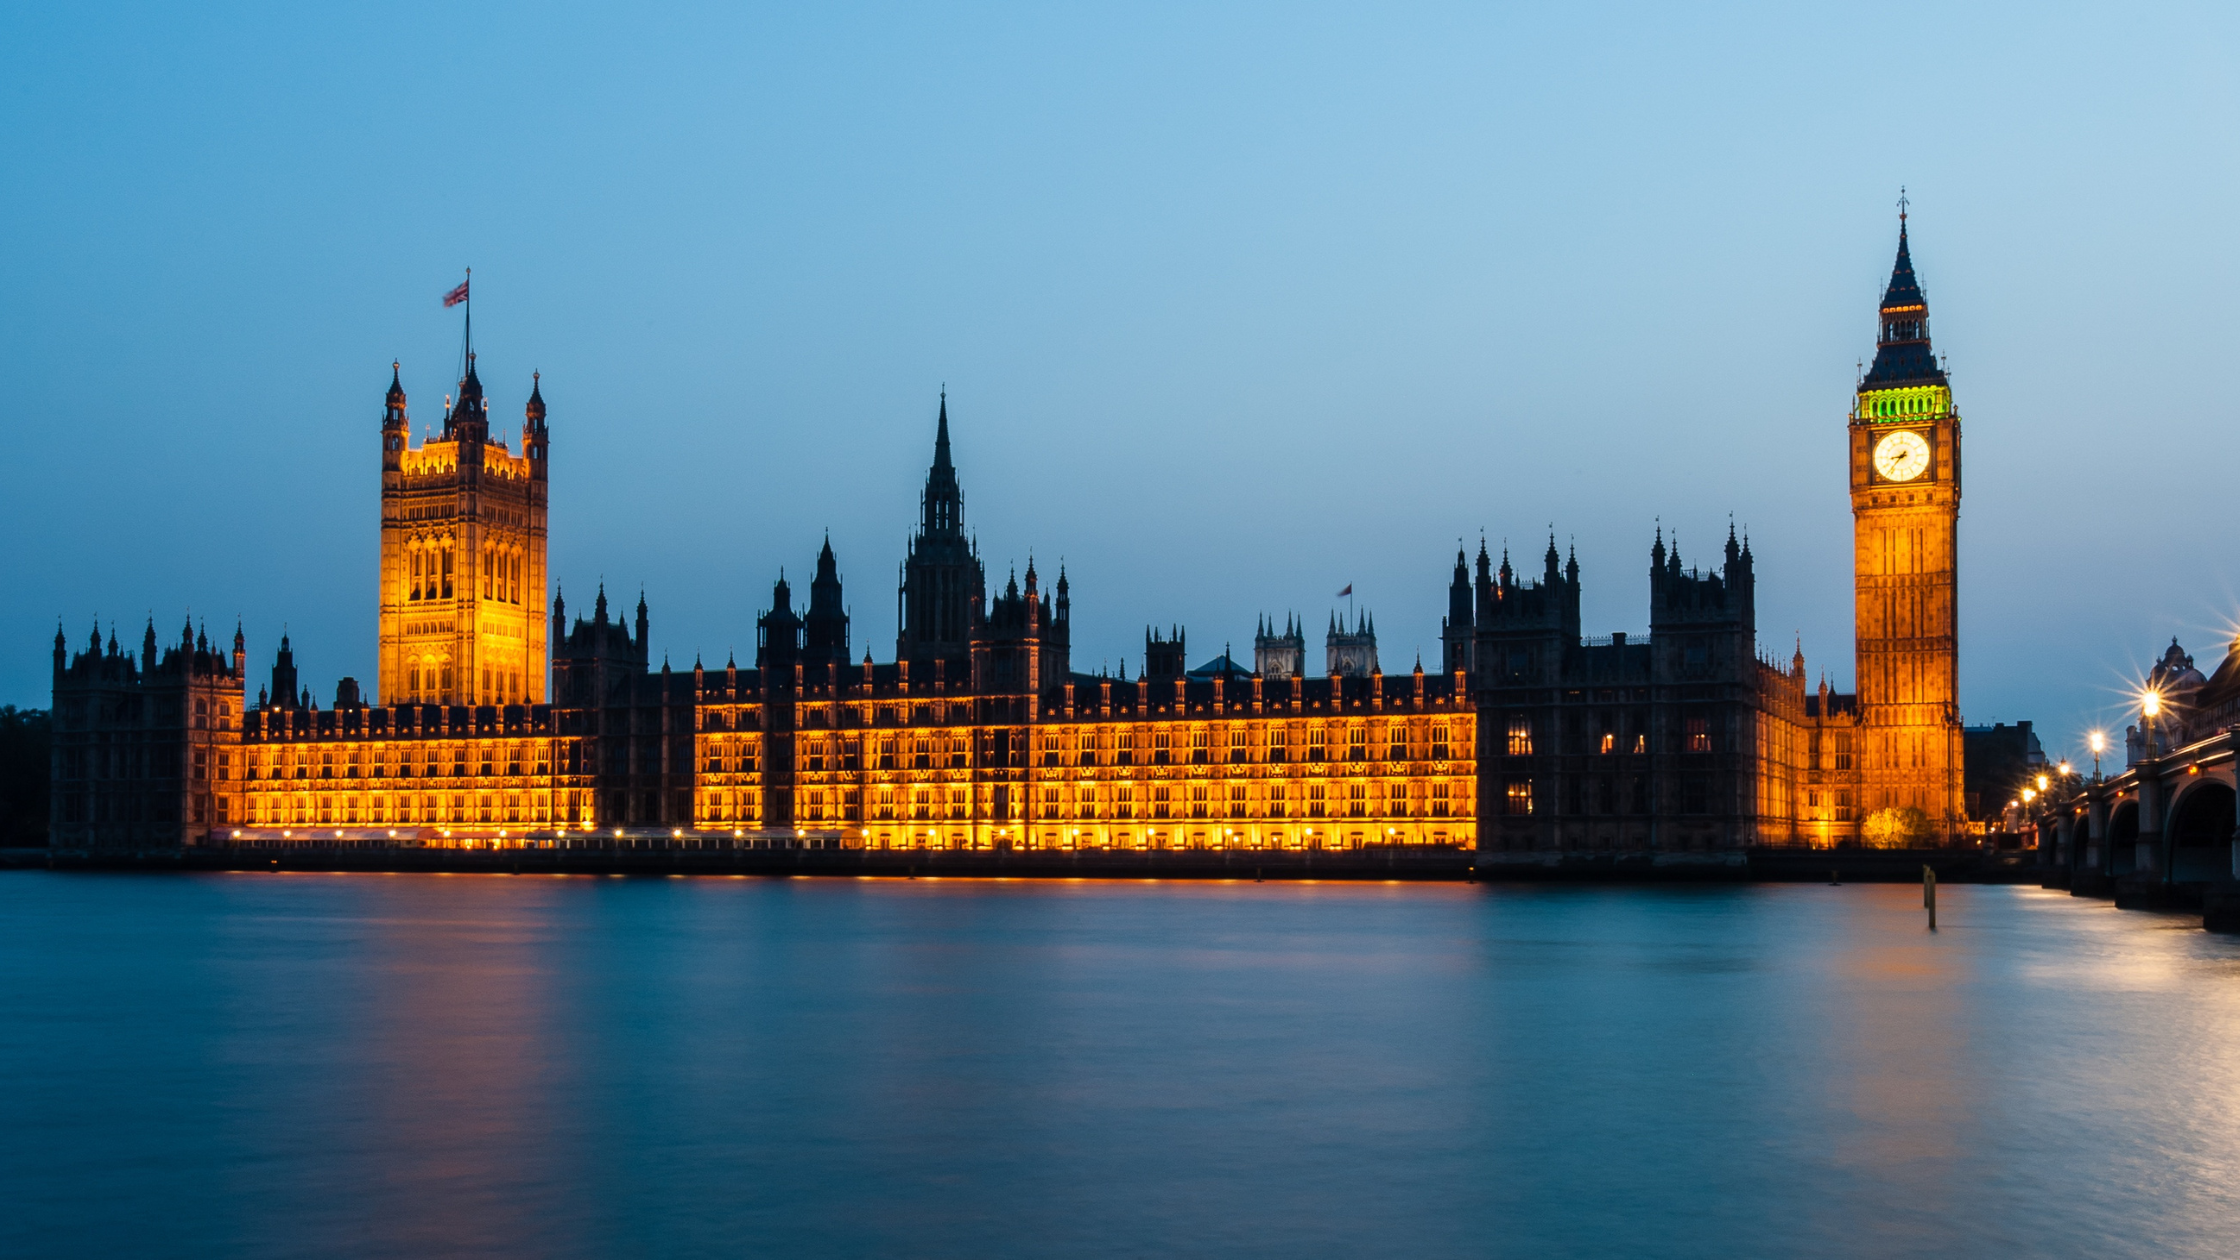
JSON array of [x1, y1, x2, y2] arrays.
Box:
[[3, 874, 2237, 1259]]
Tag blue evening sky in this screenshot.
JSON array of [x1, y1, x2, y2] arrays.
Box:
[[4, 2, 2234, 760]]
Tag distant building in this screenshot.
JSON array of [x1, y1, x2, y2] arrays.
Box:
[[1325, 611, 1379, 678], [1253, 615, 1305, 680], [1963, 722, 2045, 823]]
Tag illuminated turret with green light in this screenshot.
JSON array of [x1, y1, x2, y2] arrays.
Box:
[[1857, 215, 1954, 424]]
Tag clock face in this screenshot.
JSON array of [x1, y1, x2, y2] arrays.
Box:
[[1873, 430, 1930, 482]]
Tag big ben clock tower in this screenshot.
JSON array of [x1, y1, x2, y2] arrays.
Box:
[[1849, 208, 1965, 841]]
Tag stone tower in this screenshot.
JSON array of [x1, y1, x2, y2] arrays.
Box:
[[1254, 614, 1306, 679], [1849, 213, 1964, 840], [896, 391, 984, 671], [804, 535, 851, 669], [377, 352, 549, 706]]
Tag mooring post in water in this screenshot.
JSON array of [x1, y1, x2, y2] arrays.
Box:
[[1923, 865, 1937, 930]]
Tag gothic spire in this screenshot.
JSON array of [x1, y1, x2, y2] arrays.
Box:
[[934, 387, 952, 471], [917, 389, 964, 538], [1863, 206, 1945, 388]]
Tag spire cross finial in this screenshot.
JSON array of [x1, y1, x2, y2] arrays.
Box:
[[1897, 186, 1909, 224]]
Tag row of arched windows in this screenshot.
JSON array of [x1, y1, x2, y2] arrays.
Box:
[[408, 541, 456, 601], [1870, 392, 1939, 419], [405, 657, 454, 703], [483, 544, 526, 605]]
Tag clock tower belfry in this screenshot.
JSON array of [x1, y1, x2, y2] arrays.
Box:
[[1848, 212, 1964, 841]]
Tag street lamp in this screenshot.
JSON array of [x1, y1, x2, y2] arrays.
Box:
[[2088, 730, 2106, 778]]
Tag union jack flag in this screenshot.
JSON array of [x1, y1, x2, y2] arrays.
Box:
[[442, 279, 469, 308]]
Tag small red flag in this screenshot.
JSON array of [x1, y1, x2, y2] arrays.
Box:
[[442, 279, 469, 308]]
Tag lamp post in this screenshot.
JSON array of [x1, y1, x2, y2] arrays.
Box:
[[2088, 730, 2106, 780]]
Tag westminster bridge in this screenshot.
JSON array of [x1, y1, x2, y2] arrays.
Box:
[[2033, 724, 2240, 931]]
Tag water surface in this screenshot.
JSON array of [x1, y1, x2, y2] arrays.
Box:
[[3, 873, 2236, 1258]]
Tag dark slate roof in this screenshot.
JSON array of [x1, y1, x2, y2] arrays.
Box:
[[1862, 340, 1944, 388], [1880, 225, 1925, 310], [1185, 652, 1250, 680]]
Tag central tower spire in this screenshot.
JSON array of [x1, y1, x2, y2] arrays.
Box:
[[922, 388, 961, 536], [897, 390, 984, 668]]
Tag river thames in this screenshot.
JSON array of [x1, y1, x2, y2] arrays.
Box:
[[3, 873, 2235, 1258]]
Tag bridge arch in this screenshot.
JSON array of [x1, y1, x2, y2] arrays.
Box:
[[2106, 799, 2139, 876], [2164, 778, 2234, 884]]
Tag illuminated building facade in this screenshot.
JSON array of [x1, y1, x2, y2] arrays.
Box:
[[1800, 215, 1966, 844], [50, 222, 1963, 855], [377, 354, 549, 709]]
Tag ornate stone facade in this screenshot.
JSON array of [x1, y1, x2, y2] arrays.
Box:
[[50, 224, 1963, 856]]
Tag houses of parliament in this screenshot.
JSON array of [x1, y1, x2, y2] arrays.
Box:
[[48, 224, 1967, 857]]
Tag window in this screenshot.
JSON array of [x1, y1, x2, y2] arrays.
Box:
[[1189, 784, 1208, 818], [1268, 784, 1287, 817], [1598, 713, 1616, 754], [1832, 733, 1853, 771], [1229, 728, 1248, 763], [1309, 727, 1327, 762], [1191, 730, 1209, 764], [1505, 779, 1533, 816], [1507, 715, 1532, 757], [1268, 728, 1287, 763], [1388, 726, 1409, 761], [1431, 725, 1449, 761], [1431, 781, 1450, 816], [1347, 726, 1366, 761], [1835, 791, 1854, 822], [1685, 717, 1711, 754], [1347, 783, 1367, 816], [1681, 776, 1710, 814]]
